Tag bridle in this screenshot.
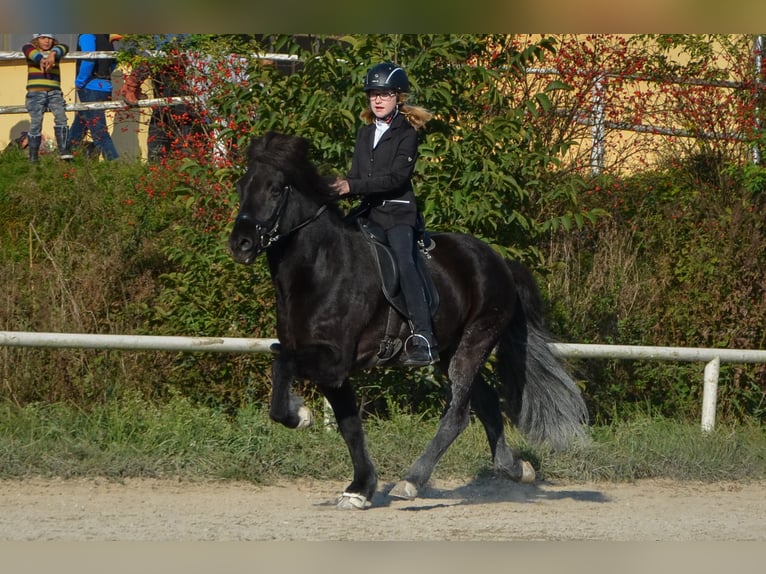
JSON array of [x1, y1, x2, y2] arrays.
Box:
[[237, 184, 327, 250]]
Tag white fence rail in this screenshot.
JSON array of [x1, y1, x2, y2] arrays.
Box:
[[0, 96, 194, 116], [2, 330, 765, 432], [0, 331, 278, 353], [0, 49, 290, 117], [0, 51, 298, 62]]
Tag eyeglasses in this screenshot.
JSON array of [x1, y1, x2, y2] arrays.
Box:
[[368, 90, 397, 100]]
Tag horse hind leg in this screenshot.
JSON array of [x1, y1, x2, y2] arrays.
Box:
[[389, 352, 477, 500], [471, 374, 535, 483], [389, 396, 471, 500]]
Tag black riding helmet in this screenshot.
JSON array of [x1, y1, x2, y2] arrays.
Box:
[[363, 62, 410, 93]]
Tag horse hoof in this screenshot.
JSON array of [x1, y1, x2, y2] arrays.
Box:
[[296, 406, 313, 429], [519, 460, 536, 483], [336, 492, 371, 510], [389, 480, 418, 500]]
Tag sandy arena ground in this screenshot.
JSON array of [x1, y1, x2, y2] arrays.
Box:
[[2, 476, 765, 573], [1, 476, 764, 542]]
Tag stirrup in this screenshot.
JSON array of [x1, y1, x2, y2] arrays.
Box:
[[404, 333, 433, 350], [402, 334, 438, 367]]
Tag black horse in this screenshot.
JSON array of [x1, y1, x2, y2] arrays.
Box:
[[229, 131, 588, 509]]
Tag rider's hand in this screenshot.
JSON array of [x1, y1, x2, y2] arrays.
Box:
[[331, 178, 350, 196]]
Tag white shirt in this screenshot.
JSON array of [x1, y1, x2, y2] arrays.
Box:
[[373, 118, 390, 148], [373, 109, 398, 147]]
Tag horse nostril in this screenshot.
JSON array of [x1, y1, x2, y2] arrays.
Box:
[[230, 234, 253, 253]]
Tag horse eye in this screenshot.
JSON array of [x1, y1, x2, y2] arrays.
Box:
[[270, 185, 287, 198]]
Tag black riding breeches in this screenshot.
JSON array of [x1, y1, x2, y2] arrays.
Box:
[[385, 224, 433, 341]]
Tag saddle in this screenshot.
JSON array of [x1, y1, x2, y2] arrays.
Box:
[[357, 217, 439, 317], [356, 217, 439, 363]]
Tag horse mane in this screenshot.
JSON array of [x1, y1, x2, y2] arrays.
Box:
[[246, 132, 336, 203]]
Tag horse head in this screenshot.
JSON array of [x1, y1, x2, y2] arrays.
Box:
[[229, 132, 328, 265]]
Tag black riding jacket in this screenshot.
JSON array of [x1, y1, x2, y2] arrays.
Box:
[[347, 111, 419, 230]]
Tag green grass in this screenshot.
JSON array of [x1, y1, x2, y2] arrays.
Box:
[[0, 155, 764, 484], [0, 396, 763, 484]]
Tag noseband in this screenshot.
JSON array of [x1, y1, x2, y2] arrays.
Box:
[[237, 184, 327, 250]]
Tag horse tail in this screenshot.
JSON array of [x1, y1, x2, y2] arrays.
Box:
[[496, 259, 589, 450]]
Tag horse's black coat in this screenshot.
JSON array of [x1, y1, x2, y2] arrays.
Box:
[[229, 131, 588, 507]]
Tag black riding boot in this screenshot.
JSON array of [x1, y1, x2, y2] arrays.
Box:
[[403, 329, 439, 367], [400, 268, 439, 367], [55, 125, 73, 160], [27, 134, 41, 163], [387, 224, 439, 367]]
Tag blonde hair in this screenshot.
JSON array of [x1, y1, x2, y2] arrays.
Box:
[[360, 93, 433, 131], [31, 37, 59, 50]]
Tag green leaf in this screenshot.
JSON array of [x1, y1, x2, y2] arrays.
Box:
[[544, 79, 573, 92]]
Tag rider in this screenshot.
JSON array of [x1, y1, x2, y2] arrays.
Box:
[[331, 62, 438, 367]]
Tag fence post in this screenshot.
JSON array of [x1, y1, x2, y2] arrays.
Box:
[[753, 34, 764, 165], [701, 356, 720, 432], [590, 73, 606, 175]]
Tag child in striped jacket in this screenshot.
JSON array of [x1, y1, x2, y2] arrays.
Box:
[[22, 34, 73, 161]]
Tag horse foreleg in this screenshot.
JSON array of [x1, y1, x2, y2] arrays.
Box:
[[471, 374, 535, 483], [269, 354, 312, 429], [321, 381, 377, 510]]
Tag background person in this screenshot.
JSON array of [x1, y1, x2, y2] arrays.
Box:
[[68, 33, 121, 160], [2, 131, 30, 157], [21, 34, 72, 162], [120, 50, 203, 161]]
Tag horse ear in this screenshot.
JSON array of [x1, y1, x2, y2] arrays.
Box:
[[246, 137, 259, 160], [246, 134, 269, 161], [262, 131, 278, 146], [291, 136, 310, 161], [246, 131, 279, 160]]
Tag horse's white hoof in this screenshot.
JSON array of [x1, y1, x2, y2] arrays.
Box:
[[389, 480, 418, 500], [520, 460, 536, 483], [336, 492, 371, 510], [296, 406, 313, 429]]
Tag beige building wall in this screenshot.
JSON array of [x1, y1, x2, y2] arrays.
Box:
[[0, 56, 149, 158], [4, 35, 754, 167]]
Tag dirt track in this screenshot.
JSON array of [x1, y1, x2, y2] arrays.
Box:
[[1, 476, 764, 541]]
